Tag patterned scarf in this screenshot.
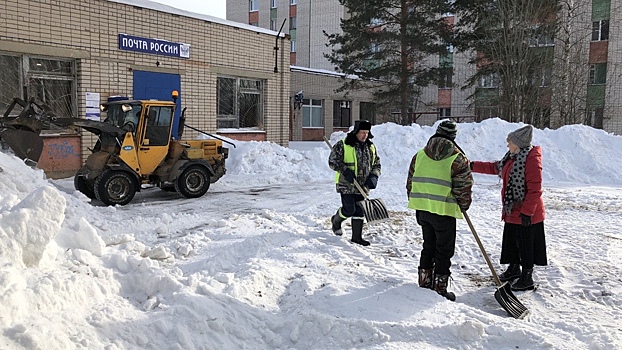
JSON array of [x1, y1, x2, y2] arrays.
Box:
[[497, 146, 533, 215]]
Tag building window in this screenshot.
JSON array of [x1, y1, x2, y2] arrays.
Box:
[[479, 73, 499, 88], [249, 22, 258, 26], [360, 102, 376, 124], [291, 40, 296, 53], [270, 19, 277, 30], [592, 20, 609, 41], [333, 100, 351, 128], [589, 63, 607, 84], [438, 108, 451, 118], [249, 0, 258, 12], [290, 0, 297, 4], [217, 77, 264, 129], [289, 16, 296, 30], [586, 107, 604, 129], [271, 0, 277, 8], [438, 68, 453, 88], [302, 99, 323, 127], [1, 54, 76, 118]]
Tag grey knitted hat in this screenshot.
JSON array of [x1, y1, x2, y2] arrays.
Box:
[[436, 120, 457, 140], [507, 125, 533, 148]]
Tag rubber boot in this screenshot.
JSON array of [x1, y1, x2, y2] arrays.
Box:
[[433, 274, 456, 301], [350, 217, 370, 246], [331, 209, 346, 236], [511, 268, 534, 291], [499, 263, 521, 282], [418, 267, 433, 289]]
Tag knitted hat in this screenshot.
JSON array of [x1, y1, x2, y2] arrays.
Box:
[[352, 120, 372, 133], [507, 125, 533, 148], [436, 120, 457, 140]]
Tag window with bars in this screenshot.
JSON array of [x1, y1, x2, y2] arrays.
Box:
[[302, 99, 323, 127], [0, 54, 75, 118], [217, 77, 264, 129]]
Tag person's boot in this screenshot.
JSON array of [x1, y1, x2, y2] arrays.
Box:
[[511, 268, 534, 291], [418, 267, 433, 289], [433, 274, 456, 301], [350, 217, 370, 246], [499, 263, 521, 282], [331, 210, 346, 236]]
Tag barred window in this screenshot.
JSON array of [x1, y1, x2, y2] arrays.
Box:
[[0, 53, 75, 118], [217, 77, 264, 129]]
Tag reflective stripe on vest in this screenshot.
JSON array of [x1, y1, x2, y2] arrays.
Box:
[[408, 149, 462, 219], [334, 140, 376, 183]]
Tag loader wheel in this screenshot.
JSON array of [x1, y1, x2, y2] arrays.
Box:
[[74, 168, 96, 199], [175, 165, 210, 198], [94, 169, 137, 206]]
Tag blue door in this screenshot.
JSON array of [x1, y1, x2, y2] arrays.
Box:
[[133, 71, 182, 139]]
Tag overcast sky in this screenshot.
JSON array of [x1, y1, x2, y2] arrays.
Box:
[[150, 0, 226, 18]]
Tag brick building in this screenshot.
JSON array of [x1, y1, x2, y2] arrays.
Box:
[[0, 0, 291, 177]]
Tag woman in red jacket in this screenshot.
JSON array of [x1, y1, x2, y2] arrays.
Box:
[[471, 125, 547, 291]]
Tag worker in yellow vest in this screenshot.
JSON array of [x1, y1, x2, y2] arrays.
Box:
[[328, 120, 381, 246], [406, 120, 473, 301]]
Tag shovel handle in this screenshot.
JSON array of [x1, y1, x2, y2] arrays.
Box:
[[323, 136, 370, 200], [462, 211, 503, 287]]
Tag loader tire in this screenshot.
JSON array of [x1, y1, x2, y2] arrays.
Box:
[[74, 168, 96, 199], [94, 169, 137, 206], [175, 165, 210, 198]]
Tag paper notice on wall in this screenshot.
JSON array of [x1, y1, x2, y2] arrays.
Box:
[[86, 92, 101, 120]]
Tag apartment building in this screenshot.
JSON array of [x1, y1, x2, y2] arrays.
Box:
[[227, 0, 379, 140], [228, 0, 622, 135]]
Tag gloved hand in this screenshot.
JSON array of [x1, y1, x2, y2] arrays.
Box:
[[364, 174, 378, 189], [469, 162, 474, 170], [341, 168, 355, 183], [520, 213, 532, 227]]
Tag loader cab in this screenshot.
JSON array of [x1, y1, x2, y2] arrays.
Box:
[[133, 102, 175, 174]]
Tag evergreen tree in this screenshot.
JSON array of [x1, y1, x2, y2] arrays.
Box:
[[325, 0, 453, 125]]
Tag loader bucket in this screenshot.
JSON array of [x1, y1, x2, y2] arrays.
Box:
[[0, 128, 44, 164]]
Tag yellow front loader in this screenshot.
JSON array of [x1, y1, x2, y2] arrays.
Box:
[[73, 92, 233, 206]]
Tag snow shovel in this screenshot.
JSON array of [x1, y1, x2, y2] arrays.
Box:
[[462, 211, 529, 319], [323, 137, 389, 223]]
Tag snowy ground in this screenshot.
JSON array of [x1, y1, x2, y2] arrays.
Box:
[[1, 118, 621, 349]]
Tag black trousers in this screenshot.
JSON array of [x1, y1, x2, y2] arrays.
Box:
[[416, 210, 456, 276], [500, 222, 548, 270], [339, 193, 365, 218]]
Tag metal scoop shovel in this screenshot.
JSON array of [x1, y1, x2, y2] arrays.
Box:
[[463, 211, 529, 319]]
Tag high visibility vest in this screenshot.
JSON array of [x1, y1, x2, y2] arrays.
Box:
[[408, 149, 462, 219], [334, 140, 376, 183]]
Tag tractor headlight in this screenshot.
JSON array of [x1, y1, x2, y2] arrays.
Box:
[[121, 104, 133, 112]]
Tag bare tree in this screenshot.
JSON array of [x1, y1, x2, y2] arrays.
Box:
[[455, 0, 559, 128]]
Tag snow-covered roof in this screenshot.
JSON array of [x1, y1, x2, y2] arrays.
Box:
[[290, 65, 359, 80], [107, 0, 284, 37]]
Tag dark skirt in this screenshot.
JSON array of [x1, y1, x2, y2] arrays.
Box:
[[500, 221, 547, 267]]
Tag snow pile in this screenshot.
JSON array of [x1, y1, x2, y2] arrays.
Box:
[[0, 118, 620, 349]]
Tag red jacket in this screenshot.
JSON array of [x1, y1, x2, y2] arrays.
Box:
[[472, 146, 545, 224]]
